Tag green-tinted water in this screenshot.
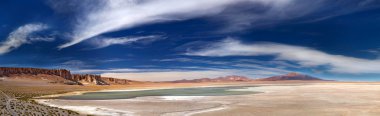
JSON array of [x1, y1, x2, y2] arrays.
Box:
[[59, 86, 258, 100]]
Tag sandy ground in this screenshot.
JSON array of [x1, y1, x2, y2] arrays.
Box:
[[1, 77, 314, 115], [36, 83, 380, 116]]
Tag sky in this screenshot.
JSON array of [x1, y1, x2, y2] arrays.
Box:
[[1, 0, 380, 81]]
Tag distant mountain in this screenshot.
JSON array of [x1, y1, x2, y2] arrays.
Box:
[[0, 67, 141, 85], [171, 75, 252, 83], [257, 72, 323, 81]]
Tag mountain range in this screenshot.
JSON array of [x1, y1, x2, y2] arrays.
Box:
[[256, 72, 323, 81], [0, 67, 325, 85], [171, 72, 324, 83]]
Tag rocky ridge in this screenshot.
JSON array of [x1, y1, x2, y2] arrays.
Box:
[[0, 67, 136, 85]]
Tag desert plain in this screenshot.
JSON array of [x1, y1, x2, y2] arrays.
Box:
[[2, 77, 380, 116]]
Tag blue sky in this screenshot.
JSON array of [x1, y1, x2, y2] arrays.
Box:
[[1, 0, 380, 81]]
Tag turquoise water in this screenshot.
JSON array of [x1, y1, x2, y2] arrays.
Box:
[[59, 86, 258, 100]]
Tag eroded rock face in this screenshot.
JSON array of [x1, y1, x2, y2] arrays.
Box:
[[0, 67, 135, 85], [70, 74, 108, 85], [0, 67, 71, 78], [101, 77, 134, 85]]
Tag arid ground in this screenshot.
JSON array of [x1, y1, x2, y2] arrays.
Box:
[[2, 78, 380, 116], [34, 83, 380, 116]]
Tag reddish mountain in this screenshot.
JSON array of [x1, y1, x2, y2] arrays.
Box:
[[257, 72, 323, 81], [0, 67, 139, 85], [171, 75, 252, 83]]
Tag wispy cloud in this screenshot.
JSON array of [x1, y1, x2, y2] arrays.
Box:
[[57, 0, 294, 49], [155, 57, 292, 74], [60, 60, 95, 69], [74, 68, 140, 74], [0, 23, 51, 55], [88, 35, 163, 49], [101, 70, 234, 81], [186, 38, 380, 74], [156, 58, 229, 65], [99, 68, 283, 81], [156, 57, 300, 69], [52, 0, 380, 49], [73, 62, 290, 81], [218, 0, 380, 32], [98, 58, 127, 63]]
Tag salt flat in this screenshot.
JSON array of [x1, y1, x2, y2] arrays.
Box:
[[37, 83, 380, 116], [197, 83, 380, 116]]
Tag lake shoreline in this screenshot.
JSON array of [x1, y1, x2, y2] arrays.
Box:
[[34, 84, 263, 116], [34, 83, 380, 116], [21, 81, 339, 116]]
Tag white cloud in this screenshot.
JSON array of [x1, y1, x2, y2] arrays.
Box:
[[153, 57, 293, 75], [57, 0, 296, 49], [74, 66, 288, 81], [0, 23, 51, 55], [74, 68, 140, 74], [99, 58, 126, 63], [89, 35, 162, 49], [100, 69, 282, 81], [186, 38, 380, 74], [102, 70, 231, 81], [50, 0, 380, 49], [61, 60, 94, 69]]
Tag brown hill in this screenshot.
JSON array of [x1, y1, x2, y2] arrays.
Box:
[[171, 75, 252, 83], [257, 72, 323, 81], [0, 67, 138, 85]]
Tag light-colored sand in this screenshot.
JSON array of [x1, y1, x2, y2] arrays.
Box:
[[36, 83, 380, 116]]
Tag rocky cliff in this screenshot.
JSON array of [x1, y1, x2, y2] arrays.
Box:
[[101, 77, 135, 85], [0, 67, 136, 85], [70, 74, 108, 85], [0, 67, 72, 79]]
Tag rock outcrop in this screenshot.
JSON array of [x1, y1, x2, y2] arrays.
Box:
[[101, 77, 135, 85], [171, 75, 252, 83], [0, 67, 72, 79], [70, 74, 108, 85], [257, 72, 323, 81], [0, 67, 136, 85]]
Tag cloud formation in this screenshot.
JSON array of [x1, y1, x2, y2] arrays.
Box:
[[186, 38, 380, 74], [76, 58, 292, 81], [61, 60, 95, 69], [100, 68, 283, 81], [52, 0, 380, 49], [89, 35, 163, 49], [101, 70, 234, 81], [75, 68, 139, 74], [0, 23, 51, 55], [57, 0, 296, 49]]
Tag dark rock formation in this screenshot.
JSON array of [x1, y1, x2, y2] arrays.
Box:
[[0, 67, 71, 79], [171, 75, 252, 83], [70, 74, 109, 85], [0, 67, 136, 85], [257, 72, 323, 81]]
